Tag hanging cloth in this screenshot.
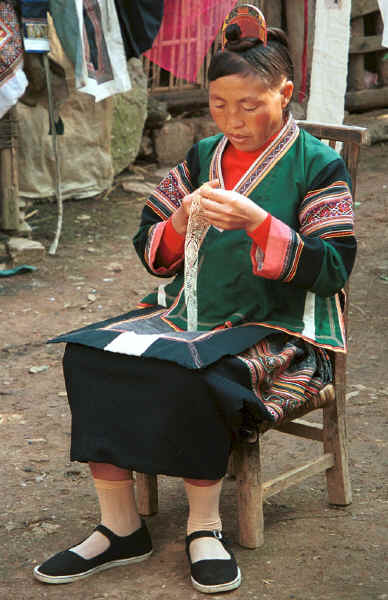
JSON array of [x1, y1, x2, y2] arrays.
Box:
[[0, 1, 28, 118], [75, 0, 131, 101], [48, 0, 84, 81], [49, 0, 131, 101], [114, 0, 164, 59], [144, 0, 238, 83]]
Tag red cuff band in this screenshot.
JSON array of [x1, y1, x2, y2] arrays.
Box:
[[157, 218, 185, 266], [247, 213, 271, 251]]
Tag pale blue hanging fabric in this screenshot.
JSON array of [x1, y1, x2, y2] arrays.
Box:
[[48, 0, 84, 81]]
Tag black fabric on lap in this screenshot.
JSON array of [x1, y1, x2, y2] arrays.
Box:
[[64, 343, 255, 479]]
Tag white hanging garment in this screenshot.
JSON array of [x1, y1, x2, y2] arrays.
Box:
[[0, 63, 28, 119], [74, 0, 131, 102], [378, 0, 388, 47], [307, 0, 351, 125]]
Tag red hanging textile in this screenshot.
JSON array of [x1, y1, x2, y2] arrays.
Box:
[[144, 0, 238, 83]]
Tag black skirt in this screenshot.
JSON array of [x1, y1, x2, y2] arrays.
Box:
[[63, 330, 331, 479], [63, 343, 271, 480]]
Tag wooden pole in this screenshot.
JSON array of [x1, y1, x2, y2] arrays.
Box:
[[376, 12, 388, 86], [286, 0, 305, 99], [263, 0, 282, 27], [348, 17, 366, 90], [0, 108, 21, 231]]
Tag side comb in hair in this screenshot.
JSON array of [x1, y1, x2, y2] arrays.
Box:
[[221, 4, 267, 50]]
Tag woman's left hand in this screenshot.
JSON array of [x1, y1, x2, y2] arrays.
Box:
[[198, 183, 268, 232]]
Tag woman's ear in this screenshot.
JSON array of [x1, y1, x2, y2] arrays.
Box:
[[281, 80, 294, 109]]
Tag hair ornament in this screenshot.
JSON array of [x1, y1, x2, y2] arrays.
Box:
[[221, 4, 267, 50]]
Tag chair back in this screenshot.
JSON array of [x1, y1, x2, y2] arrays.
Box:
[[297, 120, 368, 405], [297, 120, 369, 199]]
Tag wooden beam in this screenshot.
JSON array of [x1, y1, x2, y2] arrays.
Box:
[[349, 34, 383, 54], [275, 419, 324, 442], [151, 88, 209, 113], [262, 454, 335, 500], [297, 120, 369, 145], [348, 17, 366, 91], [263, 0, 282, 27], [286, 0, 306, 99], [346, 85, 388, 111], [351, 0, 379, 19]]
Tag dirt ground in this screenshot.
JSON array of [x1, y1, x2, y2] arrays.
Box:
[[0, 121, 387, 600]]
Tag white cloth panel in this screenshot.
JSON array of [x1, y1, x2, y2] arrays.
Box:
[[75, 0, 131, 101], [307, 0, 351, 124], [378, 0, 388, 47], [0, 64, 27, 119]]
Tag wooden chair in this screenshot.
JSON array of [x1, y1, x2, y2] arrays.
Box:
[[134, 121, 369, 549]]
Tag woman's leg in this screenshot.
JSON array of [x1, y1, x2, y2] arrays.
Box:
[[34, 461, 152, 584], [70, 462, 141, 559], [184, 478, 241, 593], [184, 478, 230, 562]]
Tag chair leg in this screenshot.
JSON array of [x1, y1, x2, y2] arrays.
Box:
[[323, 400, 352, 506], [233, 440, 264, 548], [135, 472, 159, 516], [227, 452, 236, 478]]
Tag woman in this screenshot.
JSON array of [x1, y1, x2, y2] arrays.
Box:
[[33, 6, 356, 594]]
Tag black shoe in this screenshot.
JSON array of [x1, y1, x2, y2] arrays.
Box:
[[185, 530, 241, 594], [33, 520, 152, 584]]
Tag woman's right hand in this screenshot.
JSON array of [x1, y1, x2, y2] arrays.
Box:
[[171, 181, 220, 236]]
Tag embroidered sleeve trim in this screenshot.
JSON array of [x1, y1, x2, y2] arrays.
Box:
[[142, 160, 193, 274], [146, 161, 192, 220], [299, 180, 354, 239]]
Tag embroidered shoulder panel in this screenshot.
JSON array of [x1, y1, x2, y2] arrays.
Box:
[[146, 161, 193, 220]]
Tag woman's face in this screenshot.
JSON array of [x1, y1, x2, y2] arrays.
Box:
[[209, 73, 293, 152]]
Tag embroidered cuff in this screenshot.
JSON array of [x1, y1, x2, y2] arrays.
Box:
[[250, 215, 303, 281]]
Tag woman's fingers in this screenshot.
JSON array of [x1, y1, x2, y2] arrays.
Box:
[[201, 179, 220, 190], [199, 192, 267, 231], [199, 186, 228, 204], [200, 200, 247, 229]]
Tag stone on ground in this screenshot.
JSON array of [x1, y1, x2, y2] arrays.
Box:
[[6, 237, 45, 266]]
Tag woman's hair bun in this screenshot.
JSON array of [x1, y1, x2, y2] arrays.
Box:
[[225, 23, 242, 43], [267, 27, 289, 48]]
